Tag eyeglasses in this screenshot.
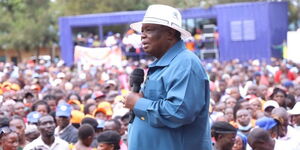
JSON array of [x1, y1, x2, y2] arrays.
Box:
[[0, 126, 12, 138]]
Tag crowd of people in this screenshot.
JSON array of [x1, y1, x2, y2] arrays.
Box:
[[74, 26, 217, 60], [0, 57, 299, 150], [208, 59, 300, 150]]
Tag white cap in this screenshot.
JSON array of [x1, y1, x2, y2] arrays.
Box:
[[263, 100, 279, 110]]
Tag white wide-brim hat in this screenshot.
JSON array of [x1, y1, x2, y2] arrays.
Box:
[[288, 102, 300, 115], [130, 4, 191, 39]]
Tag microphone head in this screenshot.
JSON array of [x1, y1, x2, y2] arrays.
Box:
[[130, 68, 144, 87]]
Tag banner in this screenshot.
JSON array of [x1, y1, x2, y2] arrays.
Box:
[[74, 46, 122, 68], [287, 31, 300, 63]]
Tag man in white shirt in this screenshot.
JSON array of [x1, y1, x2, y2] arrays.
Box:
[[24, 115, 69, 150], [288, 102, 300, 132], [272, 107, 300, 150]]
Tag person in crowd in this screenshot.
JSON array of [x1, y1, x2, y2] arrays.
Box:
[[288, 102, 300, 131], [42, 94, 58, 113], [255, 117, 279, 138], [235, 109, 253, 136], [55, 103, 78, 144], [84, 103, 97, 117], [9, 116, 27, 147], [232, 132, 247, 150], [271, 107, 290, 138], [104, 119, 127, 150], [257, 84, 268, 100], [27, 111, 42, 125], [13, 102, 26, 119], [271, 107, 300, 150], [97, 130, 121, 150], [269, 88, 287, 108], [286, 94, 296, 110], [211, 121, 237, 150], [71, 110, 85, 128], [263, 100, 279, 117], [228, 87, 243, 101], [68, 99, 82, 111], [294, 84, 300, 102], [249, 98, 264, 119], [247, 128, 275, 150], [24, 124, 40, 142], [224, 97, 237, 108], [0, 126, 20, 150], [31, 100, 51, 116], [81, 117, 100, 148], [24, 115, 69, 150], [93, 108, 108, 121], [67, 92, 82, 103], [224, 108, 234, 123], [274, 62, 296, 84], [124, 4, 211, 150], [245, 84, 258, 97], [72, 124, 95, 150], [217, 79, 227, 96]]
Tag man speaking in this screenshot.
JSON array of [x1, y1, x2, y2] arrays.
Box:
[[123, 4, 212, 150]]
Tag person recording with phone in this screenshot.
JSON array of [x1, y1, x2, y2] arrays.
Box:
[[123, 4, 212, 150]]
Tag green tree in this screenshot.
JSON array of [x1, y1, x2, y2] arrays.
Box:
[[0, 0, 57, 63]]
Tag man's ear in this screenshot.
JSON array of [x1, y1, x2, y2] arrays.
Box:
[[217, 134, 223, 140], [169, 29, 178, 40], [109, 143, 115, 150]]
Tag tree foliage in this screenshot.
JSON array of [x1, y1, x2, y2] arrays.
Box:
[[0, 0, 56, 52]]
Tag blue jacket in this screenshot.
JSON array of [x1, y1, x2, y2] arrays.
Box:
[[128, 40, 212, 150]]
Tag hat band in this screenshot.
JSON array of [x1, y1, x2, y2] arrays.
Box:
[[143, 17, 181, 28]]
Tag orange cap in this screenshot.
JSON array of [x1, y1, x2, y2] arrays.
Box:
[[71, 110, 85, 124], [68, 99, 84, 111], [97, 101, 113, 116], [93, 107, 107, 116]]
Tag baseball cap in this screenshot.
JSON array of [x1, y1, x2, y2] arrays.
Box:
[[71, 110, 85, 124], [93, 107, 107, 116], [97, 101, 113, 116], [27, 111, 41, 124], [254, 71, 261, 76], [211, 121, 237, 134], [263, 100, 279, 110], [282, 81, 294, 88], [255, 117, 278, 130], [92, 91, 105, 99], [56, 103, 72, 118]]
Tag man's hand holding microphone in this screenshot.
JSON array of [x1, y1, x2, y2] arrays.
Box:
[[123, 68, 144, 123]]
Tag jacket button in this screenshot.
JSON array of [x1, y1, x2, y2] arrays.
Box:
[[140, 117, 145, 120]]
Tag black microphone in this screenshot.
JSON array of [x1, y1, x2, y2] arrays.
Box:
[[129, 68, 144, 123], [130, 68, 145, 93]]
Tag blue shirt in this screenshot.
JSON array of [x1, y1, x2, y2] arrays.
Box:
[[128, 40, 212, 150]]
